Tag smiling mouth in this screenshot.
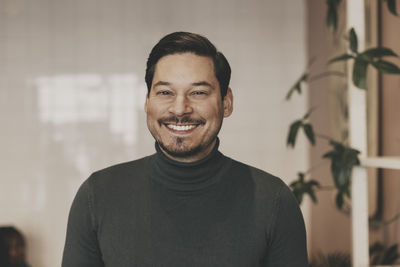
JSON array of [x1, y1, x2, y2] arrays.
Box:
[[159, 116, 205, 134], [164, 123, 199, 133]]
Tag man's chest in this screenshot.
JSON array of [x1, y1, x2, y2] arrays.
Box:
[[95, 181, 270, 267]]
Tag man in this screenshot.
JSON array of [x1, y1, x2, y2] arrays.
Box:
[[62, 32, 308, 267]]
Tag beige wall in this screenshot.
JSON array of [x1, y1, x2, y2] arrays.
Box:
[[0, 1, 308, 266], [306, 0, 352, 255]]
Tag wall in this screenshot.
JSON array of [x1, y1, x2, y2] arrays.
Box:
[[0, 0, 308, 266], [307, 0, 352, 255]]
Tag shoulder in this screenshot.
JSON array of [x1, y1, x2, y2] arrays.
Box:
[[85, 154, 154, 190], [92, 155, 152, 177], [228, 158, 289, 196], [225, 157, 299, 214]]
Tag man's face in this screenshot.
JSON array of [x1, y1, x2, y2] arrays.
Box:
[[145, 52, 233, 162]]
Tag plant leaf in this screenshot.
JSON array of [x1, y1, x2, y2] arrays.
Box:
[[303, 107, 316, 120], [286, 73, 308, 100], [382, 244, 399, 264], [352, 57, 369, 89], [349, 28, 358, 53], [303, 123, 316, 145], [307, 189, 317, 203], [370, 242, 385, 254], [362, 47, 398, 58], [323, 140, 360, 209], [326, 5, 338, 33], [329, 53, 354, 64], [287, 120, 302, 148], [372, 60, 400, 74], [298, 172, 305, 182], [386, 0, 398, 16], [369, 242, 400, 265], [289, 173, 320, 204], [336, 192, 344, 209]]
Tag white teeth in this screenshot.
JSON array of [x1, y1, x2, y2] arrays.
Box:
[[166, 124, 197, 131]]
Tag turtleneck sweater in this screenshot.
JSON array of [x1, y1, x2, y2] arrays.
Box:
[[62, 140, 308, 267], [150, 138, 231, 192]]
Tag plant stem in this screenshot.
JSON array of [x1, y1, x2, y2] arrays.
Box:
[[315, 133, 333, 141], [317, 185, 336, 191], [308, 71, 346, 83], [370, 211, 400, 227]]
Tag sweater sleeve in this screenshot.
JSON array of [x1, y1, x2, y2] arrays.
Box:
[[62, 177, 104, 267], [266, 184, 308, 267]]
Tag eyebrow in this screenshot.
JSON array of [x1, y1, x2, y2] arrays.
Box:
[[153, 81, 215, 89], [153, 81, 171, 87], [192, 81, 214, 89]]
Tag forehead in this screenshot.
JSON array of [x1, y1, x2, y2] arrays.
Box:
[[153, 53, 217, 83]]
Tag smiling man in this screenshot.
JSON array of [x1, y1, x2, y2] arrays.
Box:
[[145, 52, 232, 162], [62, 32, 308, 267]]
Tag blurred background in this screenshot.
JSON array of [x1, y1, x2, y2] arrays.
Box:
[[0, 0, 399, 266], [0, 0, 308, 266]]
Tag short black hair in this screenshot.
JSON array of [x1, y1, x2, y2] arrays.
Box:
[[145, 32, 231, 97]]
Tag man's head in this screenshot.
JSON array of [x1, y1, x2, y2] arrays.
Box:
[[145, 32, 231, 98], [144, 32, 233, 162], [0, 227, 26, 267]]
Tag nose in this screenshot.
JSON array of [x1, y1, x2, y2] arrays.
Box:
[[168, 95, 193, 116]]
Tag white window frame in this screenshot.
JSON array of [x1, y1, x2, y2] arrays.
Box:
[[347, 1, 400, 266]]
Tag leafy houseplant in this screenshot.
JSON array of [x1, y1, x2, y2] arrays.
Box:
[[370, 242, 400, 265], [287, 1, 400, 264], [309, 251, 351, 267], [307, 243, 400, 267], [286, 2, 400, 210]]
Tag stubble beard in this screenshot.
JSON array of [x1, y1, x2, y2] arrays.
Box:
[[149, 114, 223, 160], [157, 136, 206, 159]]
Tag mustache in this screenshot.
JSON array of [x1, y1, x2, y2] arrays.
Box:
[[158, 115, 206, 125]]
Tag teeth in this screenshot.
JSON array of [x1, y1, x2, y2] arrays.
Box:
[[166, 124, 197, 131]]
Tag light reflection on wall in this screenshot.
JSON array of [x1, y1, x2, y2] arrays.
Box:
[[33, 74, 146, 176], [35, 74, 145, 145]]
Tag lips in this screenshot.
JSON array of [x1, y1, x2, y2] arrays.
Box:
[[158, 116, 205, 134], [166, 124, 198, 131]]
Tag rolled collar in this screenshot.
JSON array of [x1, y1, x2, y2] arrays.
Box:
[[150, 138, 231, 192]]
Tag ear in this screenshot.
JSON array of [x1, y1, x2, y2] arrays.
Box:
[[144, 93, 149, 113], [223, 88, 233, 118]]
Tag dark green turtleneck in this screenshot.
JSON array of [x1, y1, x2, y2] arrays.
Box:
[[62, 140, 308, 267], [151, 138, 231, 192]]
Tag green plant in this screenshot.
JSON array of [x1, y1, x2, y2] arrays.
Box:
[[325, 0, 398, 34], [287, 109, 316, 148], [290, 172, 320, 204], [309, 252, 351, 267], [326, 0, 342, 33], [370, 242, 400, 265], [330, 28, 400, 89], [323, 140, 360, 208], [286, 1, 400, 210], [384, 0, 398, 16]]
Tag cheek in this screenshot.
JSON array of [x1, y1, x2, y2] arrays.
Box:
[[202, 105, 224, 121], [146, 104, 160, 120]]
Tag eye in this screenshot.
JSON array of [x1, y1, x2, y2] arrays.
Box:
[[156, 90, 172, 96], [191, 91, 208, 96]]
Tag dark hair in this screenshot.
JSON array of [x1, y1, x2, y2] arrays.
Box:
[[145, 32, 231, 97], [0, 226, 25, 267]]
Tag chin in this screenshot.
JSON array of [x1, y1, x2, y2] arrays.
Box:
[[159, 139, 204, 158]]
